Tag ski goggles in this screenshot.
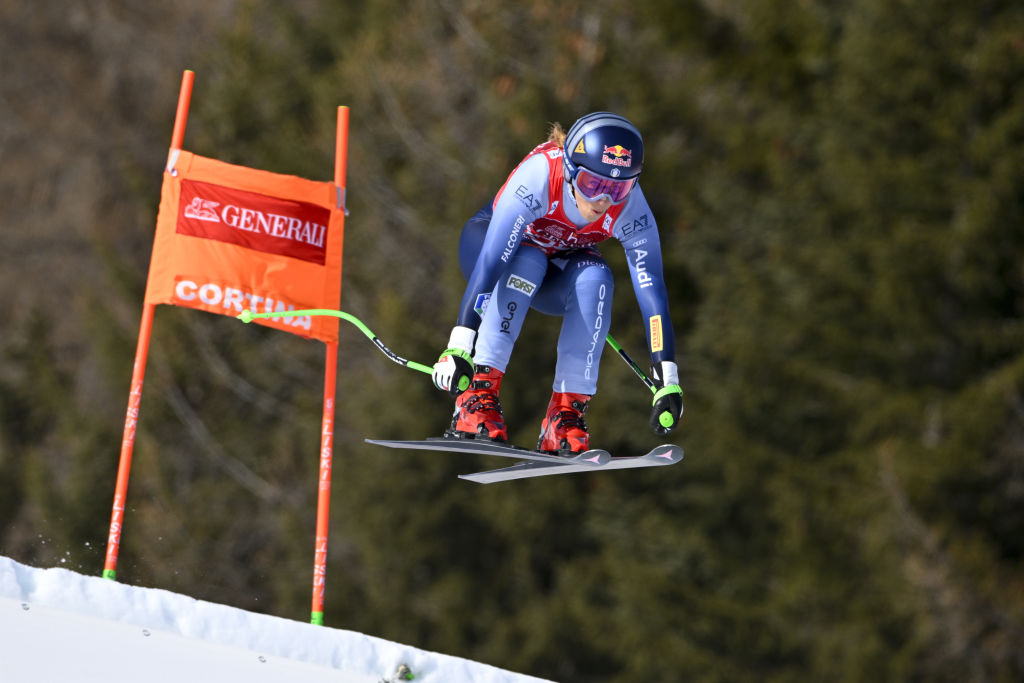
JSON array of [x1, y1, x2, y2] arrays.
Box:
[[572, 167, 636, 204]]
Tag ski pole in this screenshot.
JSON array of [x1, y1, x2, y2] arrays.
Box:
[[604, 333, 656, 394], [606, 333, 682, 431], [238, 309, 433, 376], [238, 310, 654, 397]]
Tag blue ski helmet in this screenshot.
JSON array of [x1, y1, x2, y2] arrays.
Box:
[[562, 112, 644, 184]]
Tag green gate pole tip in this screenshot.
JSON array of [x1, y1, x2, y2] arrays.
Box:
[[102, 569, 117, 580], [310, 611, 324, 626], [237, 309, 255, 323]]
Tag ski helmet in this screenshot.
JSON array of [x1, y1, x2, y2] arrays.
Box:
[[562, 112, 644, 192]]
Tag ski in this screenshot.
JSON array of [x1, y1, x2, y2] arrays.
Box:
[[458, 444, 683, 484], [365, 437, 682, 484], [365, 437, 612, 466]]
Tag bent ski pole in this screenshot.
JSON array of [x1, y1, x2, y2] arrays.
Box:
[[237, 309, 652, 398], [238, 308, 433, 376]]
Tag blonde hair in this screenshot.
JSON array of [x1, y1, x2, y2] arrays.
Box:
[[547, 122, 566, 147]]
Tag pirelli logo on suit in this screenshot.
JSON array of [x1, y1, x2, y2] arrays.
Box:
[[649, 315, 664, 353]]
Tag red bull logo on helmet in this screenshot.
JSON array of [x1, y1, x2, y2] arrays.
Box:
[[602, 145, 632, 168]]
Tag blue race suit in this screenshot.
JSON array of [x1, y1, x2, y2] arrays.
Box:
[[455, 141, 674, 395]]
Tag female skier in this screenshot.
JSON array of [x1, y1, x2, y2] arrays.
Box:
[[431, 112, 683, 453]]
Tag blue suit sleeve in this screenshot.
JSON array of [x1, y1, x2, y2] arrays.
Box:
[[615, 188, 676, 364], [456, 154, 548, 328]]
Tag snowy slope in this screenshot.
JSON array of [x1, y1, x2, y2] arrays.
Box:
[[0, 556, 552, 683]]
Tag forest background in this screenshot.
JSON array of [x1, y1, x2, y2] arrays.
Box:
[[2, 2, 1022, 681]]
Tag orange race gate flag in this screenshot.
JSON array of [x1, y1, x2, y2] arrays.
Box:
[[145, 151, 344, 341], [103, 70, 349, 627]]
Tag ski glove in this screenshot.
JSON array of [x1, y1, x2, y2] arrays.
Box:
[[432, 325, 476, 396], [649, 360, 684, 435]]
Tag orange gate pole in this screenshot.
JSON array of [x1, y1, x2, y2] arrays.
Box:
[[310, 345, 338, 625], [310, 106, 349, 624], [103, 70, 194, 580]]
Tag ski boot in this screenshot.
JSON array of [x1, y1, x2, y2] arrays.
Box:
[[537, 392, 591, 454], [447, 365, 507, 441]]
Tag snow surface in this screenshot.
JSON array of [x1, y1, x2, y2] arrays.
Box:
[[0, 556, 552, 683]]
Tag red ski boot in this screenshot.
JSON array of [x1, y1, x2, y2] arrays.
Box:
[[537, 392, 591, 453], [448, 365, 507, 441]]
